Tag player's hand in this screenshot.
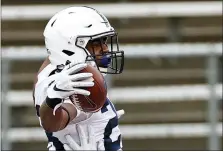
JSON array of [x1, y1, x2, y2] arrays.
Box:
[[63, 124, 97, 150], [47, 63, 94, 99], [117, 109, 125, 119]]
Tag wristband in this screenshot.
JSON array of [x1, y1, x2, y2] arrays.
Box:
[[46, 96, 62, 109]]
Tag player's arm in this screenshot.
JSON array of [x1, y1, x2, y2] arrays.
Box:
[[39, 102, 77, 132], [33, 57, 72, 132], [37, 62, 94, 132]]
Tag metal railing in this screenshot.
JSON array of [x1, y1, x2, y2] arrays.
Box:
[[2, 1, 221, 20], [1, 43, 222, 150]]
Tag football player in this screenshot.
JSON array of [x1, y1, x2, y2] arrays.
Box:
[[33, 6, 125, 150]]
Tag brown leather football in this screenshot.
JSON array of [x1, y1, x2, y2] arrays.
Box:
[[69, 64, 107, 112]]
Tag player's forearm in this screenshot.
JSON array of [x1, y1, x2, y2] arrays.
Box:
[[39, 101, 77, 132], [40, 102, 67, 132]]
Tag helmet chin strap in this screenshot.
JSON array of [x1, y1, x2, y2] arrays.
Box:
[[86, 55, 110, 76], [99, 67, 107, 76], [98, 55, 111, 76]]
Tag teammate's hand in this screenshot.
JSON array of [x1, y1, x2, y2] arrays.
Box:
[[117, 109, 125, 119], [63, 124, 97, 150], [47, 63, 94, 99], [63, 110, 125, 151]]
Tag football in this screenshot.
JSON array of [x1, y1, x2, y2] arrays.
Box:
[[69, 64, 107, 112]]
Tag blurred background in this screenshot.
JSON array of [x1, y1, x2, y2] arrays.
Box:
[[1, 0, 222, 151]]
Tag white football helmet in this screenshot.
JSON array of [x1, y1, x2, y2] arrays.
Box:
[[43, 6, 124, 74]]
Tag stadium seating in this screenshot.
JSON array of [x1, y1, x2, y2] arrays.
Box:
[[2, 0, 222, 150]]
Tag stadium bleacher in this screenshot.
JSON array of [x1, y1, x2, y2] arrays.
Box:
[[1, 0, 222, 150]]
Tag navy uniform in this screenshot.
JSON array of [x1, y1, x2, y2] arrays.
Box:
[[34, 64, 122, 151]]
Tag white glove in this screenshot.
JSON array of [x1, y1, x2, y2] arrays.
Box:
[[117, 109, 125, 119], [63, 110, 125, 151], [47, 63, 94, 99], [45, 63, 94, 115], [63, 124, 97, 150]]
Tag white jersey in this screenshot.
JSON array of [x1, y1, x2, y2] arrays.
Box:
[[34, 64, 122, 151]]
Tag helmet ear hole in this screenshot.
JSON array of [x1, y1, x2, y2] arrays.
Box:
[[62, 50, 74, 56]]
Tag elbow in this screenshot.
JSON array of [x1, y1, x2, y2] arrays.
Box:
[[39, 114, 60, 132], [40, 118, 59, 132], [39, 103, 62, 132], [41, 122, 53, 132]]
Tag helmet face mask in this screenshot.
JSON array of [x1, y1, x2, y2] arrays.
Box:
[[76, 32, 124, 74], [44, 6, 124, 74]]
